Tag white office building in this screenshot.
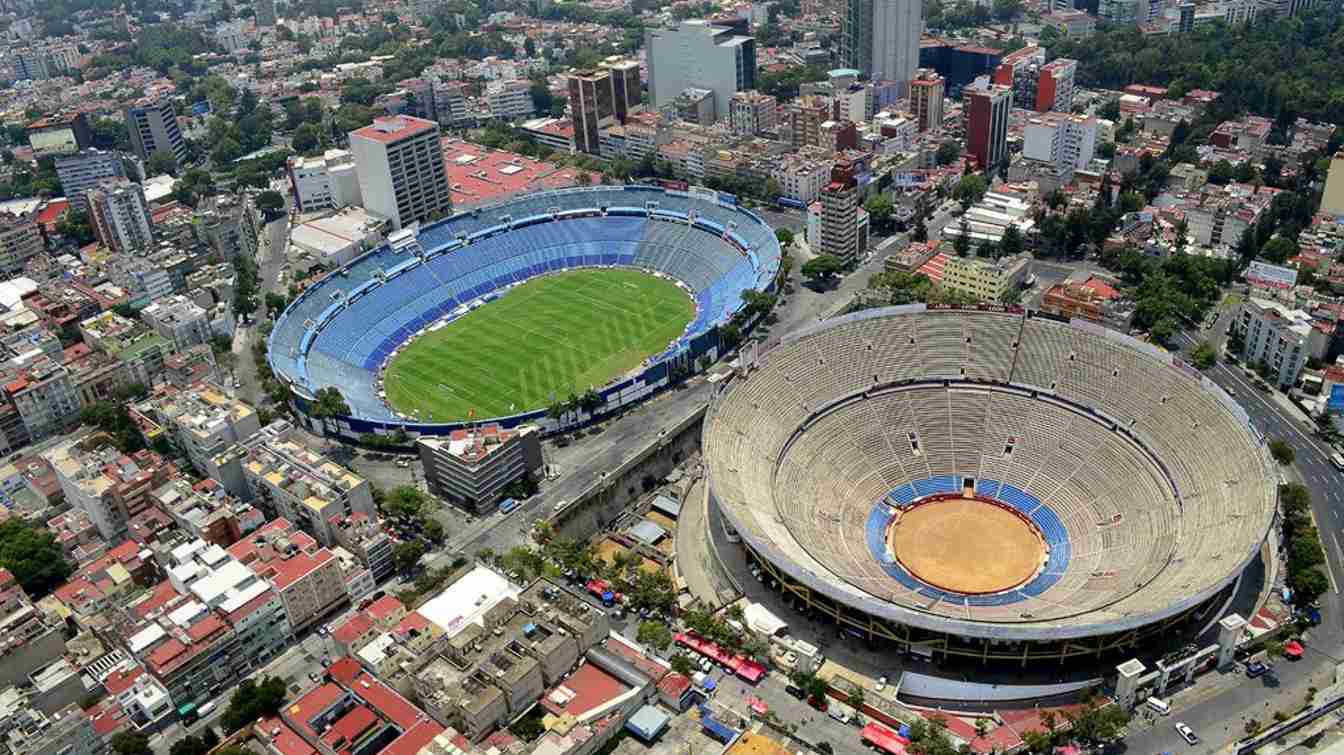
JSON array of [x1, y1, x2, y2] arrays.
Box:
[[288, 149, 363, 213], [647, 20, 756, 125], [349, 115, 452, 230]]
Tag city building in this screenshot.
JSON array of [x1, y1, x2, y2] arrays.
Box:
[[149, 477, 264, 548], [672, 87, 716, 125], [7, 704, 102, 755], [219, 420, 377, 547], [566, 59, 642, 155], [78, 311, 170, 388], [780, 95, 831, 149], [1041, 275, 1131, 327], [840, 0, 921, 89], [963, 77, 1013, 169], [0, 568, 64, 690], [729, 90, 778, 135], [331, 513, 394, 583], [228, 518, 350, 635], [55, 150, 140, 213], [131, 385, 261, 473], [349, 115, 453, 230], [26, 113, 92, 156], [1022, 113, 1098, 171], [417, 424, 542, 515], [132, 537, 292, 705], [940, 253, 1030, 302], [909, 69, 945, 132], [995, 56, 1076, 114], [47, 435, 178, 541], [0, 208, 44, 276], [646, 20, 756, 123], [86, 178, 153, 253], [256, 0, 276, 25], [279, 656, 443, 755], [413, 570, 610, 741], [939, 191, 1037, 249], [485, 79, 535, 120], [288, 149, 363, 213], [770, 151, 833, 204], [1235, 297, 1319, 387], [287, 207, 390, 271], [140, 295, 213, 352], [125, 98, 187, 167]]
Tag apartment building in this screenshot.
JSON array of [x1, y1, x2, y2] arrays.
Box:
[[287, 149, 362, 213], [55, 150, 140, 212], [87, 177, 154, 253], [349, 115, 453, 230], [820, 177, 860, 265], [940, 253, 1030, 302], [963, 77, 1013, 169], [413, 570, 610, 741], [417, 424, 542, 515], [0, 207, 44, 275], [47, 436, 178, 541], [228, 519, 349, 635], [131, 538, 292, 705], [140, 295, 213, 352], [5, 704, 102, 755], [279, 657, 444, 755], [485, 79, 535, 120], [770, 151, 833, 204], [25, 113, 92, 156], [567, 60, 643, 155], [1022, 113, 1098, 171], [130, 385, 260, 473], [219, 421, 376, 547], [126, 98, 187, 166], [781, 95, 831, 149], [729, 90, 778, 136], [150, 477, 264, 548], [0, 568, 64, 689], [1235, 297, 1319, 387], [1, 356, 80, 443], [79, 311, 170, 388], [331, 512, 394, 582], [909, 69, 945, 132]]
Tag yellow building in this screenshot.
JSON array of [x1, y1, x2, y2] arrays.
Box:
[[941, 254, 1030, 302]]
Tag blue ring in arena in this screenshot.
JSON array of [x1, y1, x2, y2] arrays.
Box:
[[864, 477, 1071, 606]]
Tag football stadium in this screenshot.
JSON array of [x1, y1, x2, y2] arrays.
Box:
[[703, 306, 1278, 663], [267, 186, 781, 433]]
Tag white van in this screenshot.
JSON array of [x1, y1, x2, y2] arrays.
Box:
[[1331, 452, 1344, 471], [1145, 697, 1171, 716]]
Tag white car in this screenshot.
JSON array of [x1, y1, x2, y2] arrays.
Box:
[[699, 657, 713, 673], [1175, 722, 1199, 745], [875, 675, 887, 692]]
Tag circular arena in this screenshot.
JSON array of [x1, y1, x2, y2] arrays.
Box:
[[703, 306, 1277, 663], [268, 186, 781, 433]]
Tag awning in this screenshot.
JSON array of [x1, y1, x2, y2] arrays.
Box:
[[743, 603, 788, 637], [748, 697, 768, 715], [1285, 640, 1304, 658]]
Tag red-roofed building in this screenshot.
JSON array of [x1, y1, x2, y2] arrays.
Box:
[[331, 611, 378, 656], [229, 518, 350, 634], [254, 716, 318, 755], [441, 139, 601, 209], [1042, 275, 1129, 325], [539, 662, 633, 720], [280, 659, 443, 755], [365, 595, 406, 627]]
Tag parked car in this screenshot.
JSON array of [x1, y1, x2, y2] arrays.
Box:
[[875, 675, 887, 692], [1175, 722, 1199, 745], [1246, 661, 1269, 678], [784, 684, 806, 700]]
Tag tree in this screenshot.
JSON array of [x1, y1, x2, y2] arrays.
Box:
[[847, 682, 866, 713], [80, 401, 145, 453], [999, 224, 1024, 258], [145, 150, 178, 177], [1063, 698, 1129, 747], [953, 222, 972, 257], [637, 620, 673, 650], [256, 190, 285, 219], [56, 209, 96, 245], [423, 519, 445, 543], [912, 216, 928, 243], [775, 228, 794, 246], [291, 122, 321, 154], [264, 292, 288, 319], [670, 654, 696, 675], [954, 174, 988, 208], [394, 540, 427, 573], [936, 141, 961, 165], [310, 387, 351, 433], [1191, 341, 1218, 369], [864, 194, 894, 232], [112, 732, 152, 755], [221, 676, 287, 733], [1269, 439, 1295, 466], [801, 254, 845, 284]]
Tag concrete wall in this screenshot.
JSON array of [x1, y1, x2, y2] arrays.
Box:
[[550, 407, 705, 543]]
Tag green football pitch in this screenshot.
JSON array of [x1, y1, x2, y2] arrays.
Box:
[[383, 269, 695, 422]]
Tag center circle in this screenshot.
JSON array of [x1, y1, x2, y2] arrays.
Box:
[[888, 495, 1047, 595]]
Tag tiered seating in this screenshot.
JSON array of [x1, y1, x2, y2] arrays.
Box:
[[269, 187, 783, 417], [704, 307, 1276, 637]]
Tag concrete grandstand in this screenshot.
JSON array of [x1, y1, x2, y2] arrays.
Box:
[[267, 186, 782, 435], [703, 306, 1277, 663]]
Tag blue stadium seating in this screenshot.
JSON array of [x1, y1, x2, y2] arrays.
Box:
[[269, 188, 783, 422]]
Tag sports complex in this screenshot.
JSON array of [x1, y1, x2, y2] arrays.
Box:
[[267, 186, 781, 433], [703, 306, 1278, 664]]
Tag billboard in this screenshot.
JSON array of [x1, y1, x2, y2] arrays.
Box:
[[1246, 260, 1298, 290]]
